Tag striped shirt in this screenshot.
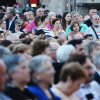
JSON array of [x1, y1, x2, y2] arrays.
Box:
[[38, 25, 50, 35]]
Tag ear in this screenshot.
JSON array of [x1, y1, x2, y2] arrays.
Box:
[[33, 72, 41, 81], [9, 71, 16, 80]]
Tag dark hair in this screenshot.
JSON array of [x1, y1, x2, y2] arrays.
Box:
[[32, 40, 49, 56], [62, 12, 71, 30], [67, 39, 83, 48], [84, 34, 92, 39], [34, 16, 41, 26], [52, 18, 61, 27], [19, 33, 26, 39], [41, 15, 48, 22], [0, 13, 5, 19], [22, 38, 33, 45], [1, 40, 12, 47], [8, 8, 16, 16], [66, 54, 87, 65], [20, 15, 28, 22], [36, 29, 45, 35], [60, 62, 86, 82]]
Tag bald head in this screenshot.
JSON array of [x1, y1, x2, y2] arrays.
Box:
[[36, 8, 44, 16], [92, 15, 100, 26], [0, 59, 7, 91]]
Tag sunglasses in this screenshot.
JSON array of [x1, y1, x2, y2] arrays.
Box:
[[18, 25, 22, 27]]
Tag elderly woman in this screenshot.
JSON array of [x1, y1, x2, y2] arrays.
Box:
[[51, 62, 87, 100], [27, 55, 61, 100], [3, 54, 36, 100]]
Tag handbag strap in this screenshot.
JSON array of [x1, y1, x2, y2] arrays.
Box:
[[91, 26, 99, 39]]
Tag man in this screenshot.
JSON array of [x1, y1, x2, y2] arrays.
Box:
[[0, 59, 12, 100], [86, 15, 100, 40], [67, 54, 99, 100], [49, 42, 60, 62], [90, 53, 100, 96], [84, 8, 97, 27], [67, 39, 85, 55], [6, 8, 18, 33], [36, 8, 44, 16], [65, 12, 88, 36]]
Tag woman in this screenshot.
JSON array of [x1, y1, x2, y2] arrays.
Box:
[[51, 62, 86, 100], [67, 21, 85, 40], [0, 19, 6, 32], [32, 16, 42, 35], [38, 15, 50, 36], [27, 55, 61, 100], [50, 18, 65, 37], [12, 43, 32, 61], [3, 54, 36, 100], [62, 12, 71, 31]]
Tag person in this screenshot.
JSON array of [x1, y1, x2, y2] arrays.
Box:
[[85, 41, 100, 62], [32, 16, 42, 35], [32, 39, 50, 56], [29, 8, 44, 32], [51, 62, 86, 100], [79, 14, 84, 23], [65, 12, 88, 36], [91, 53, 100, 97], [27, 55, 61, 100], [48, 42, 60, 62], [38, 15, 50, 36], [12, 43, 32, 61], [3, 54, 35, 100], [50, 18, 64, 37], [6, 19, 23, 41], [0, 59, 12, 100], [67, 21, 85, 40], [67, 39, 85, 55], [6, 8, 18, 33], [84, 8, 97, 27], [0, 19, 6, 32], [66, 54, 99, 100], [84, 34, 93, 40], [85, 15, 100, 40], [53, 44, 75, 83], [62, 12, 71, 31]]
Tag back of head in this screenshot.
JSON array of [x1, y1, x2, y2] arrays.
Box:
[[60, 62, 86, 82], [67, 39, 83, 47], [56, 45, 75, 63]]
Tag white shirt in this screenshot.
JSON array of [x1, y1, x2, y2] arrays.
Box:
[[76, 83, 100, 100], [86, 26, 100, 40]]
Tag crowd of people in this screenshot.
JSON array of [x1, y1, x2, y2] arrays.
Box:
[[0, 3, 100, 100]]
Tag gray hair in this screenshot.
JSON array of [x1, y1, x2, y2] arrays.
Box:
[[7, 8, 16, 16], [56, 45, 75, 63], [0, 46, 11, 59], [71, 12, 79, 18], [3, 54, 25, 82], [15, 19, 23, 25], [28, 55, 52, 83], [85, 41, 100, 58], [57, 31, 65, 36], [93, 53, 100, 70]]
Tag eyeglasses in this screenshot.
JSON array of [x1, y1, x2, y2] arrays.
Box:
[[18, 25, 22, 27]]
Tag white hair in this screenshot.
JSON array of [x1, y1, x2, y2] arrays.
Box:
[[48, 12, 56, 17], [56, 45, 75, 63]]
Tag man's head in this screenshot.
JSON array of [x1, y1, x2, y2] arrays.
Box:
[[67, 39, 85, 55], [6, 8, 16, 19], [71, 12, 80, 22], [89, 9, 97, 16], [48, 42, 60, 61], [0, 59, 7, 91], [67, 54, 95, 84], [91, 15, 100, 27], [36, 8, 44, 16]]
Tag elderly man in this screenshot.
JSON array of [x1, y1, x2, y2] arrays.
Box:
[[65, 12, 88, 36], [86, 15, 100, 40], [0, 59, 12, 100]]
